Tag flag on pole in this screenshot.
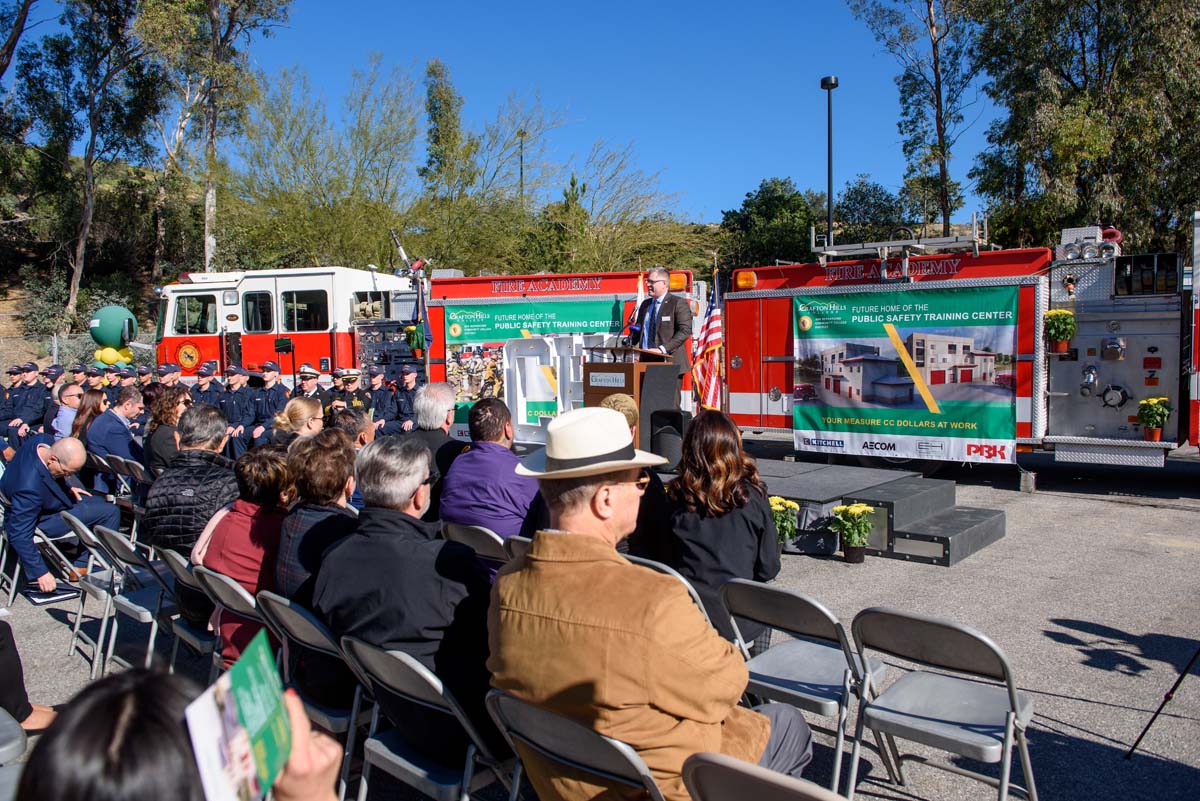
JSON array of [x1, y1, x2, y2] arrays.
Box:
[[691, 271, 723, 410]]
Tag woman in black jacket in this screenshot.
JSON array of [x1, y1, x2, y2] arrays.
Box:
[[664, 410, 781, 647], [143, 385, 190, 474]]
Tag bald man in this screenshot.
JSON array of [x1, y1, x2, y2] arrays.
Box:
[[0, 434, 120, 592]]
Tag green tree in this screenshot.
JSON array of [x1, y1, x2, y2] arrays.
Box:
[[900, 170, 963, 237], [0, 0, 36, 81], [16, 0, 164, 327], [850, 0, 977, 235], [966, 0, 1200, 251], [719, 177, 816, 268], [836, 174, 903, 243]]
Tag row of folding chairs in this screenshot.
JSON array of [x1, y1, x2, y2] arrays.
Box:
[[0, 488, 85, 608]]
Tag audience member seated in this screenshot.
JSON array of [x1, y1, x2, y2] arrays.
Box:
[[142, 404, 238, 626], [440, 398, 537, 544], [69, 389, 108, 453], [51, 382, 83, 441], [409, 382, 468, 522], [15, 669, 342, 801], [194, 448, 290, 667], [328, 409, 371, 509], [664, 410, 781, 646], [313, 436, 497, 761], [276, 429, 357, 608], [489, 407, 812, 801], [0, 620, 56, 733], [269, 396, 324, 448], [0, 435, 119, 592], [143, 385, 190, 474], [4, 362, 50, 455], [602, 393, 673, 557], [87, 386, 145, 494]]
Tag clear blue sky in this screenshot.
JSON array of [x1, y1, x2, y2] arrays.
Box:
[[247, 1, 1000, 224]]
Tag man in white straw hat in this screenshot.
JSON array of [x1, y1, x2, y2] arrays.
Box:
[[487, 407, 812, 801]]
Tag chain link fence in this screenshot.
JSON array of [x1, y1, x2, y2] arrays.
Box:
[[0, 334, 158, 373]]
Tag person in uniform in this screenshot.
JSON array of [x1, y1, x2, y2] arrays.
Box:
[[69, 364, 88, 386], [331, 368, 371, 416], [330, 368, 344, 396], [6, 365, 23, 391], [190, 362, 224, 407], [295, 363, 331, 414], [251, 360, 291, 447], [394, 363, 419, 432], [136, 365, 155, 387], [83, 366, 106, 392], [103, 366, 122, 405], [5, 362, 51, 452], [367, 366, 402, 435], [219, 365, 255, 458]]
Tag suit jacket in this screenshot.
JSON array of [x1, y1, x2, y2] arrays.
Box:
[[88, 409, 144, 492], [488, 532, 768, 801], [635, 292, 693, 373], [0, 434, 76, 577]]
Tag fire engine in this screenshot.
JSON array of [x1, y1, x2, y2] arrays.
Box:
[[154, 266, 422, 384], [724, 214, 1198, 469]]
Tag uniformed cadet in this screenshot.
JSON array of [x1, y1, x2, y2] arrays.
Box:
[[103, 366, 122, 405], [118, 368, 147, 434], [136, 365, 154, 388], [366, 366, 402, 435], [251, 360, 291, 447], [5, 365, 20, 391], [220, 365, 255, 458], [5, 362, 51, 451], [331, 368, 371, 417], [69, 364, 88, 387], [394, 363, 419, 432], [330, 368, 345, 395], [295, 363, 331, 414], [0, 366, 19, 430], [83, 366, 106, 392]]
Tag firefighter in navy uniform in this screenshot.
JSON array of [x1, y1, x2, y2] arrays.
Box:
[[330, 368, 372, 417], [251, 360, 291, 447], [103, 366, 122, 405], [4, 362, 51, 451], [220, 365, 255, 458], [394, 363, 419, 432], [295, 363, 331, 415], [366, 366, 402, 435], [136, 365, 155, 388], [190, 362, 224, 407]]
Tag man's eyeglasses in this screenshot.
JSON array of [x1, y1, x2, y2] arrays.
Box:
[[646, 279, 666, 285], [423, 469, 441, 486], [61, 393, 82, 400], [611, 468, 651, 491]]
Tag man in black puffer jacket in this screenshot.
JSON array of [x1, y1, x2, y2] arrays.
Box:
[[142, 403, 238, 625]]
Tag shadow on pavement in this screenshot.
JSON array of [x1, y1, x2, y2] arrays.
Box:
[[1044, 619, 1199, 676]]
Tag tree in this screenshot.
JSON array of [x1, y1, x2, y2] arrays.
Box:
[[16, 0, 164, 326], [0, 0, 36, 82], [967, 0, 1200, 252], [900, 169, 962, 237], [849, 0, 978, 234], [836, 174, 903, 243], [720, 177, 816, 268]]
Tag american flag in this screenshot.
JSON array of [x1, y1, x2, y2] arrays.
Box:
[[691, 271, 723, 410]]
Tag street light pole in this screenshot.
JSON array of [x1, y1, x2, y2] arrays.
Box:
[[517, 129, 527, 204], [820, 75, 838, 246]]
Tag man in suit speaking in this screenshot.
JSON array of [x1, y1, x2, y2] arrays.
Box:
[[634, 266, 693, 375]]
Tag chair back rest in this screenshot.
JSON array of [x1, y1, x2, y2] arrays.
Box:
[[85, 452, 114, 475], [625, 554, 712, 624], [105, 454, 130, 477], [256, 591, 340, 659], [123, 458, 151, 485], [95, 525, 171, 594], [682, 752, 844, 801], [58, 511, 114, 570], [193, 566, 259, 620], [485, 690, 664, 801], [503, 535, 531, 562], [720, 579, 841, 646], [442, 523, 507, 562], [852, 607, 1011, 682], [159, 549, 204, 592]]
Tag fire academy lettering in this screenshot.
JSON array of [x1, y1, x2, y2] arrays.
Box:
[[490, 277, 604, 295], [823, 257, 962, 283]]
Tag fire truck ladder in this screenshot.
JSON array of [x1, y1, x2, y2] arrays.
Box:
[[810, 213, 993, 279]]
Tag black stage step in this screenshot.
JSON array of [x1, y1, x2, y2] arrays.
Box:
[[887, 506, 1006, 567]]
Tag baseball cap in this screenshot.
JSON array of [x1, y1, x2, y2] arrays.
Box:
[[298, 364, 319, 378], [226, 365, 248, 377], [41, 365, 64, 380], [331, 367, 345, 379], [6, 365, 20, 375], [70, 364, 87, 374], [367, 365, 385, 377], [21, 362, 38, 373], [400, 363, 418, 375], [259, 360, 281, 373], [117, 368, 134, 379], [136, 365, 152, 376], [196, 364, 214, 377], [85, 366, 103, 377], [156, 363, 172, 376], [105, 364, 120, 374]]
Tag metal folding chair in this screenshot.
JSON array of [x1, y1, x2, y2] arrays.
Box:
[[0, 489, 82, 606], [0, 708, 27, 801], [683, 752, 844, 801], [719, 579, 893, 793], [257, 591, 369, 800], [502, 535, 531, 562], [846, 607, 1038, 801], [93, 525, 174, 675], [192, 565, 266, 676], [60, 511, 120, 678], [625, 552, 713, 625], [442, 523, 507, 563], [485, 689, 667, 801], [157, 549, 218, 680], [340, 637, 511, 801]]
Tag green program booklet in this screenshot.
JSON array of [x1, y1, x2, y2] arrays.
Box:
[[187, 630, 291, 801]]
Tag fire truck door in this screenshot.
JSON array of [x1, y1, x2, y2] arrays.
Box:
[[223, 331, 242, 367], [760, 296, 795, 425]]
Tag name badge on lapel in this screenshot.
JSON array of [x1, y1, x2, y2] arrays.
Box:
[[662, 316, 672, 322]]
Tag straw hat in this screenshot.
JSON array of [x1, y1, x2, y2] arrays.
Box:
[[516, 407, 667, 479]]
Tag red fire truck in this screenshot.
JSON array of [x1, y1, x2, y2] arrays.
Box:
[[724, 216, 1198, 469]]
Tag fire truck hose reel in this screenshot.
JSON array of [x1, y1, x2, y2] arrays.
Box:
[[1101, 384, 1129, 408]]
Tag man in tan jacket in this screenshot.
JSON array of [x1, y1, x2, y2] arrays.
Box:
[[488, 408, 812, 801]]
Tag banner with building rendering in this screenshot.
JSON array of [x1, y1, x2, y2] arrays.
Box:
[[792, 286, 1018, 463]]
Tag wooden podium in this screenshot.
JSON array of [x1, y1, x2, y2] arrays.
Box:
[[584, 347, 679, 450]]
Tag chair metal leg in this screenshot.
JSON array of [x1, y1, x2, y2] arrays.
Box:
[[103, 617, 120, 676], [356, 706, 380, 801], [89, 596, 114, 680], [830, 697, 848, 794], [997, 713, 1016, 801], [68, 590, 88, 654], [338, 686, 364, 801], [507, 760, 524, 801], [144, 618, 160, 669], [845, 706, 868, 801], [3, 557, 21, 608], [168, 630, 181, 674], [1016, 726, 1038, 801], [457, 743, 477, 801], [885, 732, 906, 785]]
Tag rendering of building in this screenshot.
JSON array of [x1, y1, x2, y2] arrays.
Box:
[[819, 343, 915, 404], [904, 333, 996, 385]]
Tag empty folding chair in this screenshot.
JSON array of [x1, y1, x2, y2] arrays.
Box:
[[719, 579, 892, 794], [683, 752, 845, 801], [157, 550, 218, 680], [485, 689, 667, 801], [192, 565, 267, 676], [0, 708, 27, 801], [442, 523, 507, 563], [846, 607, 1038, 801], [93, 525, 175, 675], [257, 591, 369, 800], [625, 553, 713, 625], [60, 511, 121, 678], [340, 637, 511, 801], [502, 535, 531, 562]]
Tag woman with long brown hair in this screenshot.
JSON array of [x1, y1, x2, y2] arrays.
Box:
[[144, 385, 191, 474], [664, 410, 781, 644], [69, 389, 109, 450]]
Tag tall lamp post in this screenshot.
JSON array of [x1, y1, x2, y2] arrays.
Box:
[[517, 128, 527, 204], [820, 75, 838, 246]]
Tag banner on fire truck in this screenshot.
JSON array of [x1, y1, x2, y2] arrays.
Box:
[[791, 285, 1018, 463]]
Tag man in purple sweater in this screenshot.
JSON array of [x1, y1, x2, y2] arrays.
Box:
[[439, 399, 538, 542]]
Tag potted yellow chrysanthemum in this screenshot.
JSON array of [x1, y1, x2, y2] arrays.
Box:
[[1136, 396, 1172, 441], [769, 496, 800, 554], [1044, 309, 1077, 353], [830, 503, 875, 564]]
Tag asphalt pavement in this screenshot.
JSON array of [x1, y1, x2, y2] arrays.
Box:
[[3, 451, 1199, 800]]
